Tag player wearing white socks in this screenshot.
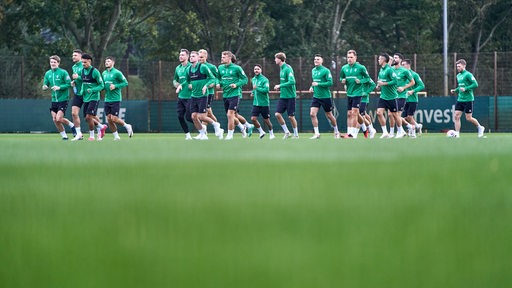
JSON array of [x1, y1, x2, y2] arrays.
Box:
[[309, 54, 338, 139], [339, 50, 372, 139]]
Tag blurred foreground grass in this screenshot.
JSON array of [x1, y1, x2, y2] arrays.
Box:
[[1, 133, 511, 288]]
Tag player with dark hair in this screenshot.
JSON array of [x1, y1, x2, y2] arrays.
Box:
[[401, 59, 425, 138], [102, 56, 133, 140], [80, 53, 107, 141], [375, 52, 403, 138], [70, 49, 84, 140], [389, 52, 414, 138], [250, 64, 275, 139], [173, 48, 193, 140]]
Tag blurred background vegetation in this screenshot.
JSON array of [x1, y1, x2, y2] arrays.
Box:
[[1, 0, 511, 99]]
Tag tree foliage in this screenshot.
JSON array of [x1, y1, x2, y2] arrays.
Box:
[[449, 0, 512, 70], [2, 0, 511, 60], [0, 0, 161, 65], [1, 0, 512, 98]]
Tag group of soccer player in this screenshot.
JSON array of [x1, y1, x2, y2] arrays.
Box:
[[174, 47, 486, 140], [173, 49, 258, 140], [173, 48, 431, 140], [43, 50, 133, 141], [44, 47, 484, 140]]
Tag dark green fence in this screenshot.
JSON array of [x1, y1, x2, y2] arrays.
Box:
[[2, 96, 510, 134]]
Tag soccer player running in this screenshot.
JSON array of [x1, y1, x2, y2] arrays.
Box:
[[180, 51, 223, 140], [375, 53, 403, 138], [230, 53, 255, 137], [401, 59, 425, 138], [80, 53, 107, 141], [274, 52, 299, 139], [217, 50, 249, 140], [339, 49, 372, 138], [42, 55, 76, 140], [358, 77, 377, 138], [250, 64, 275, 139], [389, 53, 414, 138], [70, 49, 84, 140], [450, 59, 485, 138], [102, 56, 133, 140], [198, 49, 219, 125], [173, 49, 194, 140], [309, 54, 339, 139]]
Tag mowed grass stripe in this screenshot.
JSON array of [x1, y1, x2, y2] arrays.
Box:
[[1, 133, 511, 288]]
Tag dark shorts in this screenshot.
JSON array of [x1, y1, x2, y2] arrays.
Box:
[[359, 102, 368, 115], [223, 97, 240, 112], [396, 98, 406, 111], [207, 94, 214, 108], [347, 96, 362, 110], [276, 98, 296, 116], [72, 95, 84, 108], [104, 101, 121, 117], [377, 98, 398, 112], [310, 97, 333, 112], [252, 106, 271, 119], [177, 98, 191, 117], [190, 97, 208, 114], [455, 101, 474, 114], [50, 101, 68, 114], [83, 101, 99, 117], [403, 102, 418, 117]]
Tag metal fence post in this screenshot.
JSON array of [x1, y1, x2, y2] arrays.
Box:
[[125, 58, 129, 100], [494, 51, 498, 131], [452, 53, 457, 89], [21, 56, 25, 99], [158, 60, 162, 132]]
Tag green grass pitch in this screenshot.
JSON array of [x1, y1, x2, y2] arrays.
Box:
[[1, 132, 511, 288]]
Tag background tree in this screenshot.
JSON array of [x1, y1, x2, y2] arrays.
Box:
[[174, 0, 275, 64], [449, 0, 512, 71], [2, 0, 512, 99], [263, 0, 334, 57], [0, 0, 162, 64], [340, 0, 442, 56], [330, 0, 353, 56]]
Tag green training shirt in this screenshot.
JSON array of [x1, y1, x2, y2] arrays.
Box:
[[102, 67, 128, 102], [378, 64, 398, 100], [218, 63, 248, 98], [185, 63, 216, 98], [339, 62, 370, 97], [43, 67, 71, 102], [394, 66, 414, 99], [81, 67, 104, 102], [455, 69, 478, 102], [203, 62, 220, 95], [278, 63, 296, 99], [362, 78, 376, 104], [173, 62, 192, 99], [72, 61, 83, 96], [252, 74, 270, 107], [311, 65, 333, 99], [406, 70, 425, 103]]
